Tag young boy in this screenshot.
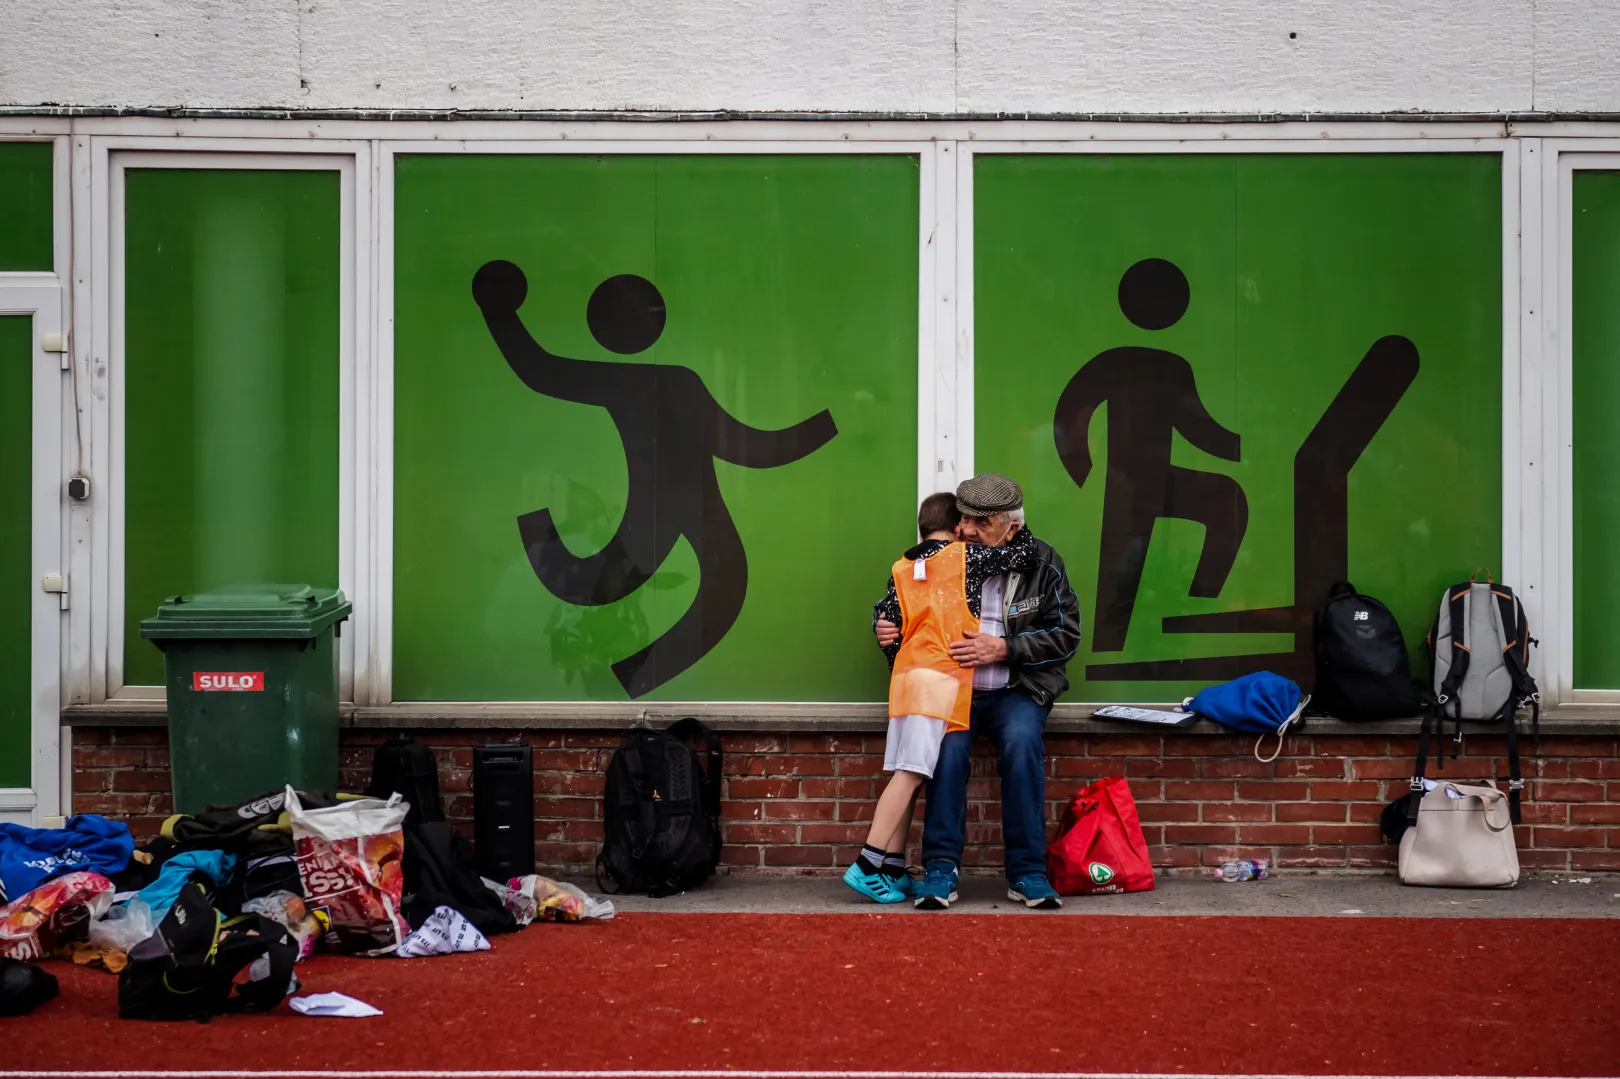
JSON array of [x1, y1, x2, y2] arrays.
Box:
[[843, 492, 1036, 903]]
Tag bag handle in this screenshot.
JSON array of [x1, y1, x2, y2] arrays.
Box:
[[1442, 782, 1514, 832], [1253, 694, 1310, 763]]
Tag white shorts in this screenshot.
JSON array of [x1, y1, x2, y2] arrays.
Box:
[[882, 714, 949, 778]]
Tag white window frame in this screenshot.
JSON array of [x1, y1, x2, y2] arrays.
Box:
[[0, 133, 69, 822], [1538, 144, 1620, 703], [95, 143, 371, 704]]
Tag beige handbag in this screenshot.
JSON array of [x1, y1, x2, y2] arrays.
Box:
[[1397, 780, 1519, 888]]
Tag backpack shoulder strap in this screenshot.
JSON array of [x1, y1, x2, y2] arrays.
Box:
[[665, 717, 723, 817], [1489, 585, 1538, 822], [1437, 582, 1472, 718]]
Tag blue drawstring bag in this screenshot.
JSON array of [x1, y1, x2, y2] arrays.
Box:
[[1185, 671, 1309, 762]]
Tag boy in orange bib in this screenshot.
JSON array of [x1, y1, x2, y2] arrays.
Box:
[[843, 493, 1036, 903]]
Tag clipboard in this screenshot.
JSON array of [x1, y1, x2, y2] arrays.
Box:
[[1090, 705, 1199, 728]]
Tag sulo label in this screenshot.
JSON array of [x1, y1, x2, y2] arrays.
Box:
[[193, 672, 265, 692]]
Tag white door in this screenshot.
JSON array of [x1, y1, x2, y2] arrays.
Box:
[[0, 278, 64, 825]]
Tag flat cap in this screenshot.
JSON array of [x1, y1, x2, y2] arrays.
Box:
[[956, 473, 1023, 516]]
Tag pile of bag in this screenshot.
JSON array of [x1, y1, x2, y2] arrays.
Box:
[[0, 735, 617, 1020]]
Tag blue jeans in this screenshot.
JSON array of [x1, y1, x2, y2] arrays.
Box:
[[921, 686, 1051, 881]]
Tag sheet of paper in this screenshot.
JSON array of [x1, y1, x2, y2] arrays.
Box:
[[290, 991, 384, 1018]]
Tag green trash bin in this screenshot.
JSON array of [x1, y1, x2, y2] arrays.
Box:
[[139, 585, 352, 814]]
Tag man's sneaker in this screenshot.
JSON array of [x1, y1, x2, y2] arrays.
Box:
[[914, 862, 959, 910], [842, 862, 907, 904], [1008, 874, 1063, 909]]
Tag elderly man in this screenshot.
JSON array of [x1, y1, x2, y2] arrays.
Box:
[[873, 474, 1081, 909]]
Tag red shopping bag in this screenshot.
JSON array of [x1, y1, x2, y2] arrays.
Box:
[[1046, 776, 1156, 895]]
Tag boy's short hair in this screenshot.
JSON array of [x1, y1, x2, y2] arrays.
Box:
[[917, 491, 961, 539]]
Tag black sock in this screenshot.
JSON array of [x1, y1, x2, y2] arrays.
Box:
[[856, 844, 887, 874], [880, 852, 908, 878]]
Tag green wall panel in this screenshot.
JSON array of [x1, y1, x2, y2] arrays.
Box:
[[976, 153, 1501, 701], [0, 317, 30, 786], [1573, 171, 1620, 689], [394, 154, 919, 701], [123, 170, 341, 686], [0, 142, 52, 271]]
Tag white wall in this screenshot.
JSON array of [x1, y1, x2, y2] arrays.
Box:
[[2, 0, 1618, 114]]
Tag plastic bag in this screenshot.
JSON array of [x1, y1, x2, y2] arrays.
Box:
[[242, 890, 325, 960], [491, 874, 614, 923], [285, 786, 409, 957], [0, 871, 114, 960], [1046, 777, 1156, 896], [88, 898, 157, 955]]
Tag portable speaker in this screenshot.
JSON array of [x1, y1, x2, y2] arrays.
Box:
[[473, 742, 534, 882]]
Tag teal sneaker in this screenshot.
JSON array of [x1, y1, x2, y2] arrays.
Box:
[[914, 861, 959, 910], [843, 862, 907, 904], [1008, 873, 1063, 909], [890, 868, 923, 899]]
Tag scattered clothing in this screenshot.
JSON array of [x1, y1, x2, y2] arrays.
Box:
[[134, 850, 236, 921], [396, 905, 490, 958], [289, 991, 383, 1018], [55, 938, 129, 974], [162, 788, 341, 858], [0, 816, 133, 904]]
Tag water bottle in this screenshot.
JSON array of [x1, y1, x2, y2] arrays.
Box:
[[1214, 859, 1269, 882]]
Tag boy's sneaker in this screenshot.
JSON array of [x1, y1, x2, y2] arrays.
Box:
[[889, 869, 923, 899], [914, 862, 959, 910], [842, 862, 907, 904], [1008, 874, 1063, 909]]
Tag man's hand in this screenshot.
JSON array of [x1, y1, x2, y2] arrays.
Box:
[[949, 630, 1009, 667], [874, 619, 900, 648]]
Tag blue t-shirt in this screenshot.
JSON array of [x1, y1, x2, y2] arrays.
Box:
[[0, 815, 134, 902]]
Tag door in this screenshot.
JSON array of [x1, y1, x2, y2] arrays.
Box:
[[0, 280, 64, 825]]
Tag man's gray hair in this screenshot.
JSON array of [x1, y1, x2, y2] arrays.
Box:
[[1003, 506, 1026, 526]]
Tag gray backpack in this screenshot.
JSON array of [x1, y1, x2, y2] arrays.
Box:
[[1416, 573, 1540, 824]]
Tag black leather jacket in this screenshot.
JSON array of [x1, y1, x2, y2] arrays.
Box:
[[999, 535, 1083, 707]]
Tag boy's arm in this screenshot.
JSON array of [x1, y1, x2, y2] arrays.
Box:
[[872, 575, 902, 666]]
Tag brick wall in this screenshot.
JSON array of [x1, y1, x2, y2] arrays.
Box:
[[70, 726, 1620, 875]]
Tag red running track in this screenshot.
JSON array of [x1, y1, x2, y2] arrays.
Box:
[[3, 913, 1618, 1077]]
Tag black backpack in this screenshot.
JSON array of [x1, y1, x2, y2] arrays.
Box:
[[118, 883, 297, 1022], [1313, 581, 1424, 720], [368, 733, 445, 826], [597, 718, 723, 898]]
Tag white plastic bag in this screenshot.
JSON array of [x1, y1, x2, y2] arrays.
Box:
[[87, 898, 157, 954], [285, 786, 410, 956]]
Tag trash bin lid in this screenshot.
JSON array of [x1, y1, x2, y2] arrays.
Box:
[[139, 585, 352, 639]]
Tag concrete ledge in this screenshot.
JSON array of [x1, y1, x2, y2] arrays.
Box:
[[60, 699, 1620, 736]]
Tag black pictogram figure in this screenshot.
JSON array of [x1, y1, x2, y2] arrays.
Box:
[[1078, 317, 1420, 687], [1053, 258, 1249, 653], [473, 260, 838, 698]]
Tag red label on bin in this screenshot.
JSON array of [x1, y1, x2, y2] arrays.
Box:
[[193, 672, 264, 692]]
